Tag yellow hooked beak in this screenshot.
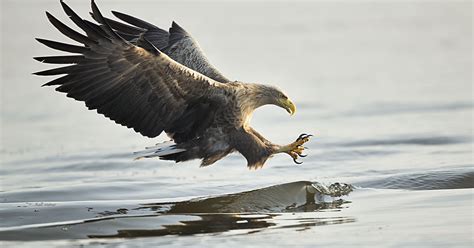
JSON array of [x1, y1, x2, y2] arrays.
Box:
[[281, 98, 296, 116]]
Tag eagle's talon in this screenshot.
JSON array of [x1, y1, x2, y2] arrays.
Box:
[[293, 157, 303, 164], [278, 133, 312, 164], [296, 133, 308, 141], [296, 134, 313, 141]]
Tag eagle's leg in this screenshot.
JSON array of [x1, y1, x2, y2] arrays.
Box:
[[276, 134, 312, 164]]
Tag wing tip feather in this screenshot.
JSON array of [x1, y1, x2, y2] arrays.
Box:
[[33, 57, 44, 63]]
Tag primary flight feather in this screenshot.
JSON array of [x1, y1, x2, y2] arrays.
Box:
[[34, 0, 312, 169]]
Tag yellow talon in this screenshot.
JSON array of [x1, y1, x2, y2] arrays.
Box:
[[277, 134, 313, 164]]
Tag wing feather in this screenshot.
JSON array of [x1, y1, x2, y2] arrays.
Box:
[[101, 16, 146, 35], [35, 38, 88, 53], [111, 11, 159, 30], [91, 10, 231, 83], [46, 11, 96, 45], [35, 0, 229, 139], [34, 55, 86, 64], [60, 0, 107, 41]]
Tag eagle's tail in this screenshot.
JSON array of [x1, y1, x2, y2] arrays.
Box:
[[134, 141, 186, 160]]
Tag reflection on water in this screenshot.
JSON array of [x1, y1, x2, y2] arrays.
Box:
[[88, 182, 353, 239], [0, 181, 353, 241], [88, 214, 355, 239], [138, 181, 353, 214], [89, 214, 279, 238]]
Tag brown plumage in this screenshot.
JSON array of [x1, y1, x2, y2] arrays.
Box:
[[34, 0, 311, 169]]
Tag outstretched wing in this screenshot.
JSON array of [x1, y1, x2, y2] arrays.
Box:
[[34, 0, 228, 139], [92, 10, 231, 83]]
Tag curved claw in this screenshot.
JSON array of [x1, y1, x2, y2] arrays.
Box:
[[293, 157, 303, 164], [286, 133, 313, 164], [297, 133, 308, 140], [297, 133, 308, 141], [296, 133, 313, 141]]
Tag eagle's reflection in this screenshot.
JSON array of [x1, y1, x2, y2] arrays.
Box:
[[89, 214, 275, 238], [89, 212, 355, 238], [89, 181, 354, 238]]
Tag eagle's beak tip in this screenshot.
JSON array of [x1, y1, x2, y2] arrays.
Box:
[[288, 100, 296, 116], [280, 97, 296, 116]]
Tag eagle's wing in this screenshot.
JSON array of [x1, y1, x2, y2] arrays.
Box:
[[91, 10, 230, 83], [34, 0, 228, 139]]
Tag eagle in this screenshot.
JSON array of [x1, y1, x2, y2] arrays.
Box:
[[34, 0, 312, 169]]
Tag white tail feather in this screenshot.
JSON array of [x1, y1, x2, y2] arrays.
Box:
[[145, 140, 174, 150], [134, 141, 174, 155], [134, 143, 186, 160]]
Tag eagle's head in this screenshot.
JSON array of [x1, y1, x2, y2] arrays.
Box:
[[248, 84, 296, 116]]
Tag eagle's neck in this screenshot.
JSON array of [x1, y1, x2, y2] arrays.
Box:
[[240, 101, 258, 128], [237, 85, 275, 127]]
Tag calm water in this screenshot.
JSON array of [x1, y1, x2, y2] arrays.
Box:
[[1, 0, 473, 247]]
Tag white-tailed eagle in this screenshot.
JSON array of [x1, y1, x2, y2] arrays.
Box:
[[34, 0, 312, 169]]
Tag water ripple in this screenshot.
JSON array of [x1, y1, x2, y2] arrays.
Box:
[[357, 168, 474, 190]]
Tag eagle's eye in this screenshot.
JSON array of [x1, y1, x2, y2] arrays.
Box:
[[280, 93, 288, 99]]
